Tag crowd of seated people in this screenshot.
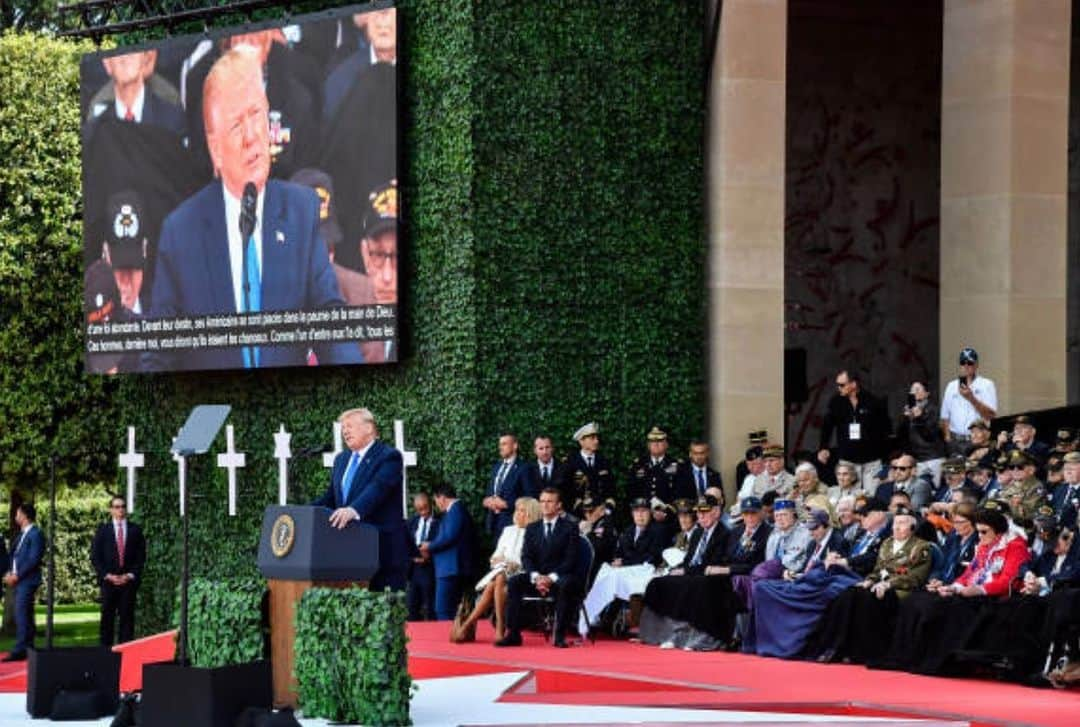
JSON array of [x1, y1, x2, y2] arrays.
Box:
[[412, 408, 1080, 690]]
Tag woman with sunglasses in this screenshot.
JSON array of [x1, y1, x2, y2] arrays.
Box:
[[873, 505, 1029, 674]]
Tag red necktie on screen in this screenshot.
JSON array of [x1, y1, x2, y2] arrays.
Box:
[[116, 524, 125, 569], [124, 110, 134, 122]]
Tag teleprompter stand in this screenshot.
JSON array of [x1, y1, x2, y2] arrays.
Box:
[[140, 405, 273, 727]]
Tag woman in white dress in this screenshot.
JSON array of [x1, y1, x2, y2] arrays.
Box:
[[451, 496, 541, 643]]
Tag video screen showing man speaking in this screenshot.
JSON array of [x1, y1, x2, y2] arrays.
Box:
[[80, 3, 398, 373]]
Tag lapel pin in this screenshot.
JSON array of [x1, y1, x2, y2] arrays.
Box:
[[276, 230, 285, 245]]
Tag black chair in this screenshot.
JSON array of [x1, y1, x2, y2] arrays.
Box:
[[523, 534, 594, 643]]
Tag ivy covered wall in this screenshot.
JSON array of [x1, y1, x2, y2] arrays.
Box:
[[1, 0, 705, 634]]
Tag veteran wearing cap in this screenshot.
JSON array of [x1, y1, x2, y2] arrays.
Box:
[[84, 260, 136, 375], [564, 422, 617, 512], [578, 494, 617, 577], [736, 445, 795, 514], [101, 190, 151, 315], [998, 414, 1052, 468], [1054, 427, 1078, 455], [579, 497, 665, 638], [1052, 451, 1080, 529], [998, 449, 1049, 526], [762, 499, 813, 575], [734, 430, 769, 486], [940, 347, 998, 457]]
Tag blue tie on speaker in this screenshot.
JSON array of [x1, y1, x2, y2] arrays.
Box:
[[340, 451, 361, 504], [242, 234, 261, 368]]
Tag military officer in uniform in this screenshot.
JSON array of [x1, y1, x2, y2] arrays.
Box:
[[628, 427, 680, 535], [999, 449, 1049, 527], [578, 494, 617, 577], [564, 422, 617, 513]]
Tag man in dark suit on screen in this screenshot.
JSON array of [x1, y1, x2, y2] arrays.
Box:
[[311, 408, 409, 591], [3, 504, 44, 662], [147, 45, 362, 371], [91, 495, 147, 646], [496, 488, 581, 648]]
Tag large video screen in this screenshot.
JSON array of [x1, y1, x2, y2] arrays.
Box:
[[81, 2, 398, 373]]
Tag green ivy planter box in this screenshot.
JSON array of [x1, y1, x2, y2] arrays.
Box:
[[295, 588, 412, 726]]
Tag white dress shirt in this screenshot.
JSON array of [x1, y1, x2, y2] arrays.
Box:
[[222, 185, 266, 313]]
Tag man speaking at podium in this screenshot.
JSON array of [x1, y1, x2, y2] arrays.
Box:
[[312, 408, 409, 591], [147, 44, 361, 371]]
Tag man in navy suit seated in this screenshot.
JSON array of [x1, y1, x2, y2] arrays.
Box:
[[311, 408, 409, 591], [406, 492, 439, 621], [421, 483, 477, 621], [482, 433, 527, 538], [147, 45, 362, 371], [496, 488, 581, 648], [2, 504, 44, 662]]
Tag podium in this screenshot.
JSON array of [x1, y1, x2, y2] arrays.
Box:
[[257, 505, 379, 708]]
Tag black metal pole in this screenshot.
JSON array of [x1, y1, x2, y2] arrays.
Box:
[[178, 453, 189, 665], [45, 454, 56, 650]]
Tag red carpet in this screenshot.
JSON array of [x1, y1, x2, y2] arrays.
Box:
[[406, 621, 1080, 726]]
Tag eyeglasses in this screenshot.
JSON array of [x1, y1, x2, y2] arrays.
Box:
[[835, 381, 849, 389], [952, 518, 969, 525], [1008, 465, 1027, 471]]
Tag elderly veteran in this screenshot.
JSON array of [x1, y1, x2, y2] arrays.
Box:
[[639, 495, 744, 651], [807, 506, 931, 664], [579, 497, 665, 637], [999, 449, 1050, 527]]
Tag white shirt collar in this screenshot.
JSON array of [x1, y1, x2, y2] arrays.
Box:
[[352, 438, 376, 462], [114, 85, 146, 122], [222, 184, 266, 313], [369, 44, 397, 66]]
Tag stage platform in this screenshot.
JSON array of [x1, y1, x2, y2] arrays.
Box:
[[0, 621, 1072, 725]]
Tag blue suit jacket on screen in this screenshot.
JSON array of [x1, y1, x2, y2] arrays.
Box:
[[312, 441, 409, 582], [147, 179, 363, 371], [425, 501, 476, 579]]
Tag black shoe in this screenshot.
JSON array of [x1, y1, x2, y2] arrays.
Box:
[[1, 652, 26, 662], [493, 633, 522, 647], [553, 638, 569, 648]]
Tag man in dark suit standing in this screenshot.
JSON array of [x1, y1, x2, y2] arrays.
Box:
[[421, 483, 476, 620], [674, 440, 724, 502], [482, 434, 527, 537], [312, 407, 409, 591], [147, 44, 361, 372], [564, 422, 616, 512], [91, 496, 147, 646], [524, 435, 567, 500], [496, 488, 581, 648], [406, 492, 439, 621], [3, 504, 44, 661]]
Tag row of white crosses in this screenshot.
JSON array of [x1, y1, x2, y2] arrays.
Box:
[[119, 420, 418, 517]]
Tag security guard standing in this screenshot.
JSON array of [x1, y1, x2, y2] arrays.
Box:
[[999, 449, 1049, 527]]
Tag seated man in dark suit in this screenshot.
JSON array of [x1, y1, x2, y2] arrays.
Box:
[[496, 487, 581, 648], [421, 483, 476, 621], [147, 44, 361, 371], [311, 407, 409, 591], [2, 504, 44, 662], [406, 492, 439, 621]]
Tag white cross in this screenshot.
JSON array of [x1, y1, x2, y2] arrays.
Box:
[[394, 420, 418, 518], [273, 424, 292, 506], [172, 431, 186, 517], [118, 426, 144, 514], [322, 421, 343, 468], [216, 424, 246, 517]]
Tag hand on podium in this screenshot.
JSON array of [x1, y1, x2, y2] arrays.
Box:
[[329, 506, 360, 529]]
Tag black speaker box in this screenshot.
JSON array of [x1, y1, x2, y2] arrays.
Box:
[[141, 660, 272, 727], [785, 347, 809, 405], [26, 646, 121, 718]]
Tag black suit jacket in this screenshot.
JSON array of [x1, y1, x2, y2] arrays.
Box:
[[724, 521, 771, 575], [680, 523, 730, 575], [614, 521, 665, 567], [521, 518, 579, 580], [563, 451, 616, 508], [798, 529, 849, 573], [524, 460, 569, 500], [406, 513, 440, 570], [673, 462, 724, 501], [91, 520, 147, 586]]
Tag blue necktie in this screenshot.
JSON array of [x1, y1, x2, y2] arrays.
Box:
[[340, 452, 361, 504], [852, 533, 872, 556], [696, 468, 706, 495], [242, 234, 261, 368]]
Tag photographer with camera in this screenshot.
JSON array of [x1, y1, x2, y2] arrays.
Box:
[[939, 348, 998, 458], [898, 381, 946, 488]]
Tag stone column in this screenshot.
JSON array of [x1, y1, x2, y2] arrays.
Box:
[[940, 0, 1070, 415], [706, 0, 787, 501]]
